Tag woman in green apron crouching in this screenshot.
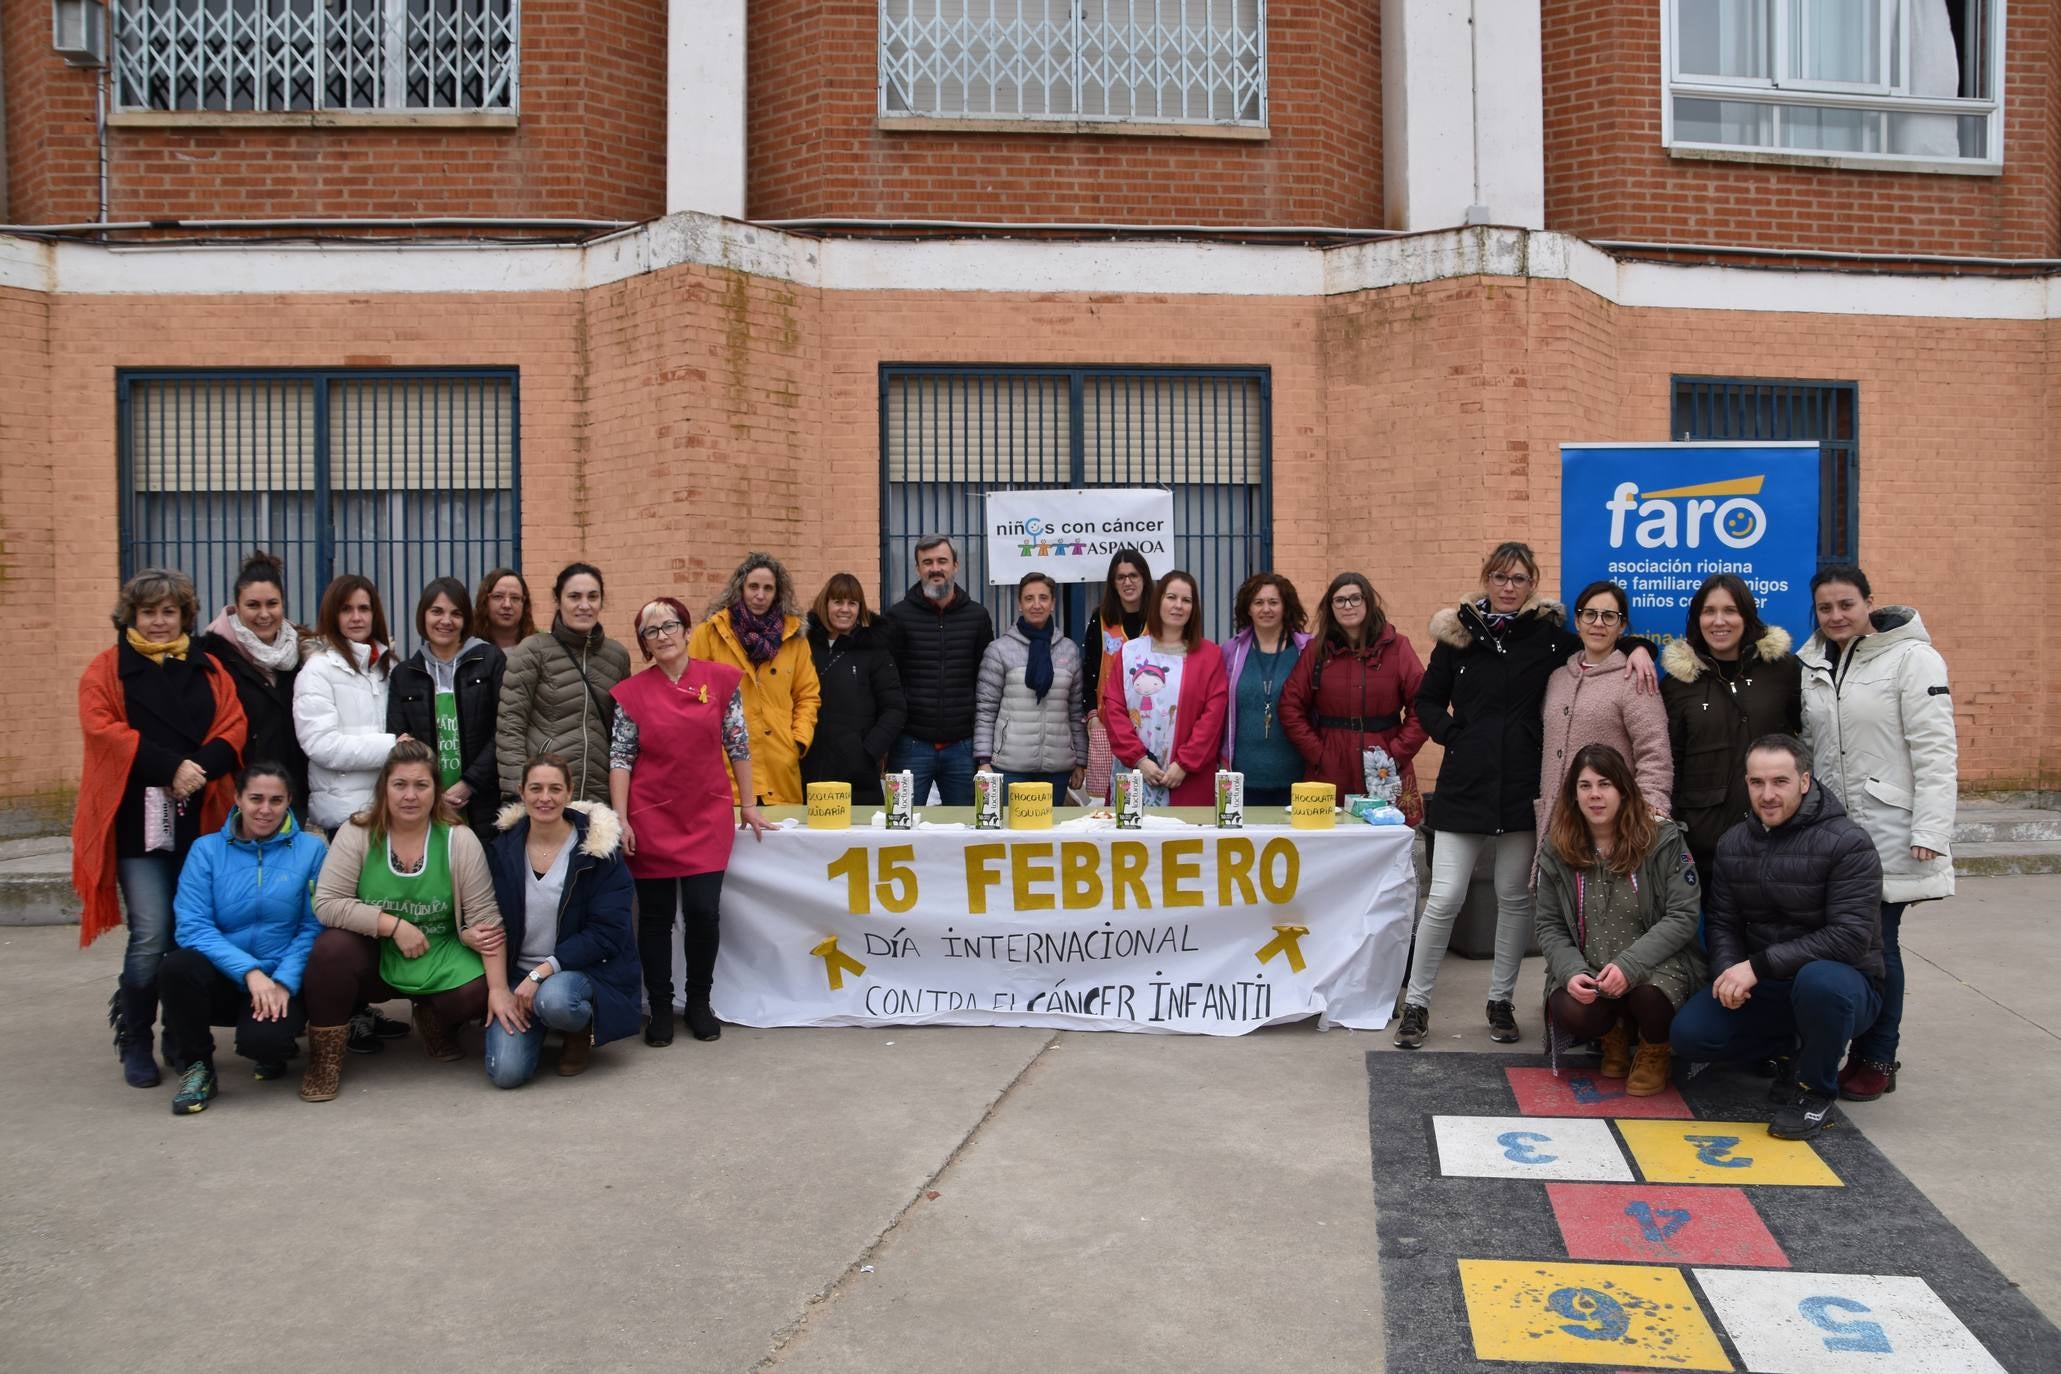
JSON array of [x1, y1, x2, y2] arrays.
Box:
[[299, 739, 517, 1101]]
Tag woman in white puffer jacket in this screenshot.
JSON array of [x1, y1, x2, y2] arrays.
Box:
[[293, 576, 399, 832], [1797, 563, 1957, 1106], [974, 572, 1088, 798]]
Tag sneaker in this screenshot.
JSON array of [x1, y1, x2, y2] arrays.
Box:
[[171, 1060, 217, 1115], [369, 1011, 410, 1040], [252, 1060, 288, 1082], [1838, 1057, 1899, 1102], [1769, 1089, 1839, 1140], [346, 1010, 385, 1056], [1486, 1000, 1521, 1044], [1392, 1004, 1429, 1050], [1769, 1076, 1806, 1106]]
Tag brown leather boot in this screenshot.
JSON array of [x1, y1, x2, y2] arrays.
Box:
[[414, 1002, 463, 1062], [1599, 1022, 1632, 1079], [556, 1028, 593, 1077], [299, 1024, 349, 1102], [1626, 1042, 1674, 1097]]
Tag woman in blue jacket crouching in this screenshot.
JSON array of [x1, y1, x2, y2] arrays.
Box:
[[160, 761, 328, 1115]]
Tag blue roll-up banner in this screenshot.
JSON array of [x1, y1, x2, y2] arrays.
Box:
[[1559, 442, 1821, 646]]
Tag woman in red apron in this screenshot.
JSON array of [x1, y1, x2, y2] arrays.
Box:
[[609, 596, 773, 1045]]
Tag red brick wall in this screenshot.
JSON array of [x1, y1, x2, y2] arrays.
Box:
[[1541, 0, 2061, 257], [1, 0, 665, 226], [747, 0, 1383, 227]]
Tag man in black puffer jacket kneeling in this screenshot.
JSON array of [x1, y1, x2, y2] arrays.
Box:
[[1671, 734, 1885, 1141]]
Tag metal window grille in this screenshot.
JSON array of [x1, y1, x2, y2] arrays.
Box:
[[879, 0, 1266, 125], [1670, 376, 1859, 566], [881, 365, 1271, 643], [119, 368, 520, 654], [110, 0, 520, 114]]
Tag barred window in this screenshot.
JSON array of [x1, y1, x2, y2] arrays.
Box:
[[1671, 376, 1858, 566], [111, 0, 519, 114], [879, 0, 1266, 127]]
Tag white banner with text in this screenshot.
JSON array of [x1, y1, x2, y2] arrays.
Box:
[[709, 825, 1416, 1035], [983, 488, 1176, 584]]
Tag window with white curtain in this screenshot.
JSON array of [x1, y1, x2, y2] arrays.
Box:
[[1663, 0, 2002, 169], [878, 0, 1266, 126]]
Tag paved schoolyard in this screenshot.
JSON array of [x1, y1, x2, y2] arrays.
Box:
[[0, 878, 2053, 1373]]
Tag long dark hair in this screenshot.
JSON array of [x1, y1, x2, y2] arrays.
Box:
[[1684, 573, 1769, 662], [1096, 548, 1153, 629], [1144, 571, 1203, 651], [1310, 572, 1388, 650], [1547, 744, 1656, 878], [316, 574, 390, 677]]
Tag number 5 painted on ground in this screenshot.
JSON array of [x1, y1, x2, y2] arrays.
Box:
[[1547, 1286, 1631, 1341], [1800, 1296, 1893, 1353], [1682, 1133, 1753, 1168]]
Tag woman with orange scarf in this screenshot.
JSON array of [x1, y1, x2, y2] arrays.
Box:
[[74, 568, 247, 1088]]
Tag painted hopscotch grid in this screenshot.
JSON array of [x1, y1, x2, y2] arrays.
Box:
[[1370, 1051, 2059, 1372]]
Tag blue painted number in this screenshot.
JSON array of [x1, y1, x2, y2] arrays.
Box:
[[1624, 1200, 1691, 1242], [1567, 1074, 1626, 1104], [1800, 1296, 1893, 1354], [1682, 1133, 1753, 1168], [1496, 1130, 1557, 1164], [1546, 1286, 1631, 1341]]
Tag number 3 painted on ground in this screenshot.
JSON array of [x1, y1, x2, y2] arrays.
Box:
[[1547, 1286, 1631, 1341], [1682, 1133, 1752, 1168], [1800, 1296, 1893, 1353], [1495, 1130, 1557, 1164]]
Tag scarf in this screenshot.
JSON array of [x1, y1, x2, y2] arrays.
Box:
[[210, 605, 300, 683], [1018, 617, 1056, 702], [125, 628, 190, 664], [1476, 599, 1519, 638], [733, 603, 787, 665]]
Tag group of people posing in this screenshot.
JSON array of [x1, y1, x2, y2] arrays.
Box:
[[74, 535, 1953, 1138]]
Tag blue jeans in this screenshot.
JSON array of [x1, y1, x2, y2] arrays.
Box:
[[888, 735, 976, 807], [1670, 959, 1883, 1096], [1851, 901, 1907, 1063], [482, 971, 596, 1089], [115, 854, 179, 989]]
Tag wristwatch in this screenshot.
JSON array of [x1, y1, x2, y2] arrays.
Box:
[[527, 966, 548, 984]]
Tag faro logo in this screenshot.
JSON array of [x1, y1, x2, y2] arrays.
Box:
[[1606, 476, 1767, 550]]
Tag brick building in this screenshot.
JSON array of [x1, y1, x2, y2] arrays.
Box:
[[1, 0, 2055, 828]]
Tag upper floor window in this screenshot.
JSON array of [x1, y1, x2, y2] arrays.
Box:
[[110, 0, 519, 114], [879, 0, 1266, 128], [1662, 0, 2001, 171]]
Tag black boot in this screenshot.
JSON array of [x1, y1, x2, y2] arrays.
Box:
[[683, 916, 722, 1042], [109, 983, 161, 1088]]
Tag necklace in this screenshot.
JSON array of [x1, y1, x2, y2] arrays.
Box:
[[1253, 641, 1292, 739]]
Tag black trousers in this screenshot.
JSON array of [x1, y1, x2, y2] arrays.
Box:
[[635, 873, 725, 1013], [159, 947, 307, 1070]]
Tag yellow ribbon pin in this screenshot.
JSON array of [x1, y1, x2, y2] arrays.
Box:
[[811, 936, 867, 991], [1254, 923, 1310, 974]]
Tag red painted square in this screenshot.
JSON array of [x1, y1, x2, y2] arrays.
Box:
[[1505, 1066, 1694, 1119], [1546, 1182, 1791, 1268]]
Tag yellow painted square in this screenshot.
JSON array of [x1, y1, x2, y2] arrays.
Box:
[[1616, 1119, 1843, 1187], [1458, 1259, 1730, 1369]]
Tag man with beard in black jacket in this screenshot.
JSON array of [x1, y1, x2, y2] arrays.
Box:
[[881, 535, 994, 806], [1671, 734, 1885, 1141]]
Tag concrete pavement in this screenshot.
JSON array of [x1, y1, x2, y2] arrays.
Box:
[[0, 876, 2053, 1373]]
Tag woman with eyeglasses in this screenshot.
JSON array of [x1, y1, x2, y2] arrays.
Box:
[[1534, 580, 1671, 841], [611, 597, 774, 1045], [1399, 543, 1656, 1051], [1080, 548, 1154, 802], [1276, 573, 1426, 819]]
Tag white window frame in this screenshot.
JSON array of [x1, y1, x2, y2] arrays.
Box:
[[1660, 0, 2004, 175]]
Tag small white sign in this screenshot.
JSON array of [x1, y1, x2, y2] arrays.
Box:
[[984, 488, 1175, 584], [1695, 1269, 2007, 1374], [1431, 1115, 1633, 1182]]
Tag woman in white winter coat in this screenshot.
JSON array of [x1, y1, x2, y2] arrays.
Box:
[[1797, 564, 1957, 1104], [293, 575, 399, 832], [974, 572, 1088, 797]]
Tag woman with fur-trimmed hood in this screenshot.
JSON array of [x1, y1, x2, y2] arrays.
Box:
[[1659, 573, 1802, 880], [688, 552, 821, 806], [1395, 542, 1656, 1052], [481, 754, 641, 1088]]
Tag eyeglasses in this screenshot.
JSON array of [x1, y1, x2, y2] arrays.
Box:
[[638, 621, 685, 641], [1488, 572, 1534, 588], [1575, 608, 1624, 626], [1115, 572, 1144, 582], [1332, 594, 1365, 608]]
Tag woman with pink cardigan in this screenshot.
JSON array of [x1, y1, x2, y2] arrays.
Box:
[[1101, 571, 1229, 808], [1536, 580, 1673, 838]]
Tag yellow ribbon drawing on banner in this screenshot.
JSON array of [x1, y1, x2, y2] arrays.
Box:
[[811, 936, 867, 990], [1254, 923, 1309, 973]]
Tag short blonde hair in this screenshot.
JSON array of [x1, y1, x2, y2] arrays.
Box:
[[112, 568, 199, 633]]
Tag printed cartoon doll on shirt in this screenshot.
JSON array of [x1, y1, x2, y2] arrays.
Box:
[[1129, 661, 1171, 729]]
